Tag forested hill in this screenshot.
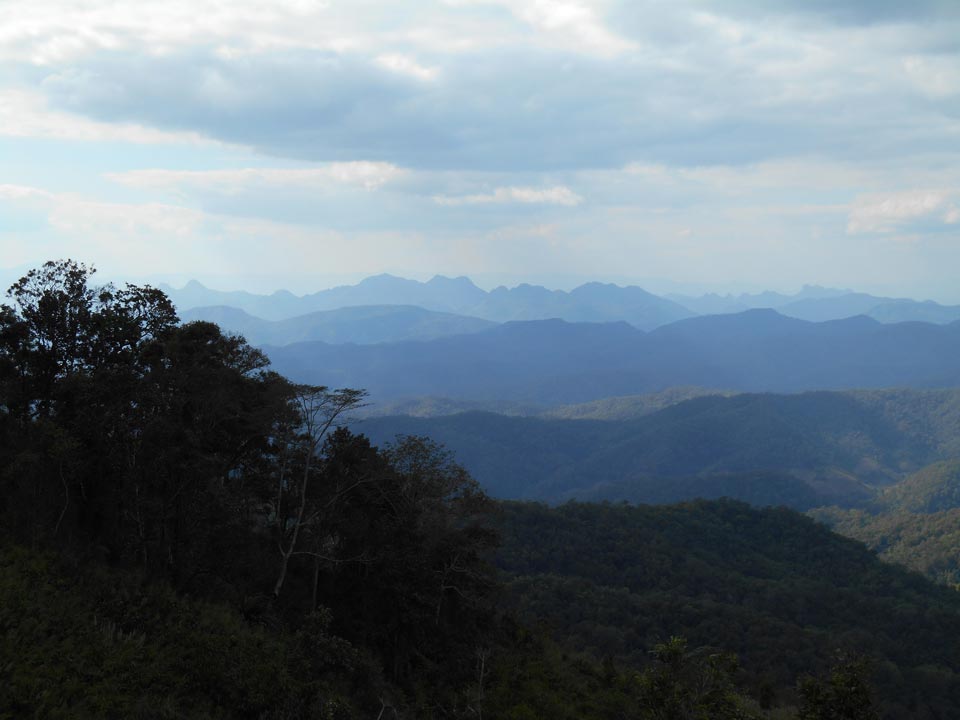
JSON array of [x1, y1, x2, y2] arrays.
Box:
[[497, 499, 960, 718], [359, 388, 960, 505], [812, 461, 960, 587], [267, 311, 960, 406]]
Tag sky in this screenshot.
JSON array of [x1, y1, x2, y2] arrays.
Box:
[[1, 0, 959, 300]]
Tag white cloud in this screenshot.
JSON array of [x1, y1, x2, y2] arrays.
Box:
[[375, 54, 439, 81], [0, 182, 202, 238], [434, 185, 583, 206], [447, 0, 635, 56], [0, 88, 214, 144], [0, 182, 465, 279], [0, 0, 521, 66], [0, 1, 352, 64], [621, 160, 874, 193], [903, 55, 960, 99], [847, 189, 960, 234], [48, 198, 206, 238], [0, 184, 55, 201], [106, 162, 407, 194]]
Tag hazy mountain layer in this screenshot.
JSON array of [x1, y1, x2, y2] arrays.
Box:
[[181, 304, 496, 346], [164, 274, 694, 330], [667, 284, 850, 314], [538, 386, 734, 421], [358, 388, 960, 505], [673, 286, 960, 324], [165, 274, 960, 331], [266, 311, 960, 406], [357, 386, 733, 420]]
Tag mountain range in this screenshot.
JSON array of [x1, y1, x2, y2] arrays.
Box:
[[180, 304, 496, 346], [162, 274, 960, 332], [264, 310, 960, 407], [163, 274, 694, 330], [357, 388, 960, 505]]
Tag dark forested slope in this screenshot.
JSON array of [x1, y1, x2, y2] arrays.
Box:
[[497, 500, 960, 718]]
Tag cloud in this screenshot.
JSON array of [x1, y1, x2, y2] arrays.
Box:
[[106, 162, 407, 193], [0, 184, 55, 201], [48, 199, 206, 238], [22, 3, 959, 173], [0, 0, 365, 65], [433, 185, 583, 206], [0, 182, 391, 275], [693, 0, 960, 27], [847, 190, 960, 234], [0, 181, 559, 282], [0, 183, 208, 239], [903, 55, 960, 99], [0, 88, 214, 144], [375, 54, 439, 81], [449, 0, 636, 57]]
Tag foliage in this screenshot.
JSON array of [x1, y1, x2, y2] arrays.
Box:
[[873, 459, 960, 514], [0, 545, 356, 719], [633, 636, 761, 719], [812, 505, 960, 586], [811, 460, 960, 586], [798, 655, 878, 720], [495, 500, 960, 718]]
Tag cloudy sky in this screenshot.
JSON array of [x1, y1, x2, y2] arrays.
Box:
[[2, 0, 959, 299]]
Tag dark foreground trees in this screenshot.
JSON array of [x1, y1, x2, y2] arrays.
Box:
[[0, 261, 501, 709]]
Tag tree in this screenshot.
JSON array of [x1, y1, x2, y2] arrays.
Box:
[[0, 261, 293, 586], [270, 385, 367, 601], [633, 636, 759, 720], [0, 260, 182, 548], [798, 654, 878, 720], [319, 435, 499, 684]]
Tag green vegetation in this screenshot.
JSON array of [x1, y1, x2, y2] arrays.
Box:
[[811, 461, 960, 586], [496, 500, 960, 718], [0, 545, 349, 719], [539, 386, 735, 421], [874, 460, 960, 513], [814, 506, 960, 586]]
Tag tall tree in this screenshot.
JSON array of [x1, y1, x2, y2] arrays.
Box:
[[271, 384, 367, 601]]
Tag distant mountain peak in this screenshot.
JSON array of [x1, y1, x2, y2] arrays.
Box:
[[796, 284, 851, 299], [576, 281, 618, 289], [360, 273, 408, 284], [427, 274, 479, 287]]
